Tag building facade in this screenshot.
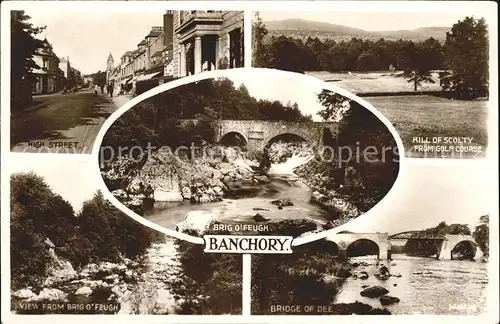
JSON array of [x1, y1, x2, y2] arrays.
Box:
[[172, 11, 244, 77], [32, 39, 63, 95], [109, 10, 244, 95]]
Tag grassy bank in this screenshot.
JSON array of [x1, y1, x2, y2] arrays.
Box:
[[367, 95, 488, 158]]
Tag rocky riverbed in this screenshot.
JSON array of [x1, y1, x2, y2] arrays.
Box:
[[11, 239, 199, 315], [101, 141, 364, 236]]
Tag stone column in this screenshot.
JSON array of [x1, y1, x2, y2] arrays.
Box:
[[215, 36, 220, 69], [436, 240, 452, 260], [194, 36, 202, 74], [180, 43, 186, 77], [378, 248, 388, 260]]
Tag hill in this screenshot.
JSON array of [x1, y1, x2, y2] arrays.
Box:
[[263, 18, 449, 41]]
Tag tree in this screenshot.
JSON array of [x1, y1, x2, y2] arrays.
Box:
[[402, 41, 436, 91], [11, 11, 46, 109], [441, 17, 488, 99], [473, 214, 489, 256], [317, 89, 351, 122], [252, 13, 269, 67]]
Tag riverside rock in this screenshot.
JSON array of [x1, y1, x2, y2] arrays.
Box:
[[176, 211, 219, 236], [12, 289, 36, 299], [379, 295, 400, 306], [271, 199, 294, 208], [154, 190, 183, 202], [75, 286, 93, 296], [181, 187, 192, 199], [358, 271, 369, 280], [30, 288, 68, 301], [252, 213, 269, 222], [360, 286, 389, 298]]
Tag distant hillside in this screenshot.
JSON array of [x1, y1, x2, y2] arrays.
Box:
[[264, 18, 450, 42]]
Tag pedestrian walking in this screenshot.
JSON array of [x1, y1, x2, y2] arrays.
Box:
[[94, 84, 99, 96], [107, 83, 114, 98], [100, 84, 104, 94]]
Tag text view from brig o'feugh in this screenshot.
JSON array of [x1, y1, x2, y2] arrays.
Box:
[[9, 156, 242, 315], [98, 68, 400, 241], [252, 10, 490, 159], [10, 9, 244, 154], [251, 162, 490, 316]]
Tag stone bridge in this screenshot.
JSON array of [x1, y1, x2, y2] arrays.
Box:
[[325, 232, 391, 260], [323, 232, 481, 260], [213, 120, 339, 154], [389, 232, 481, 260]]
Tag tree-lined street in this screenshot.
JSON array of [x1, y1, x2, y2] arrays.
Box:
[[11, 89, 130, 153]]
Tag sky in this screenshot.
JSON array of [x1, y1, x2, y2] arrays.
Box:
[[26, 9, 164, 75], [9, 155, 99, 212], [259, 9, 492, 31], [343, 161, 492, 235], [228, 71, 327, 121]]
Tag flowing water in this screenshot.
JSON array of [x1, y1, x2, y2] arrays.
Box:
[[334, 255, 488, 315], [144, 156, 333, 231]]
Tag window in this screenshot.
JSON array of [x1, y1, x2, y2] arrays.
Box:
[[42, 59, 48, 70]]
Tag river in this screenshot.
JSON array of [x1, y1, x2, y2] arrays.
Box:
[[334, 255, 488, 315], [144, 156, 334, 231]]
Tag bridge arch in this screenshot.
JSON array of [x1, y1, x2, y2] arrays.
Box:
[[450, 240, 478, 260], [346, 238, 380, 258], [264, 133, 310, 148], [219, 131, 248, 147], [325, 233, 390, 260]]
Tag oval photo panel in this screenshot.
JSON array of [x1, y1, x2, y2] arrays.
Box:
[[94, 68, 403, 244]]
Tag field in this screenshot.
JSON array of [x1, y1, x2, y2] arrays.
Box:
[[365, 95, 489, 159], [305, 71, 442, 94]]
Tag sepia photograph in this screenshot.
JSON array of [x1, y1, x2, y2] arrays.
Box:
[[253, 10, 490, 159], [10, 6, 244, 154], [251, 162, 490, 315], [97, 68, 400, 240], [9, 156, 242, 315]]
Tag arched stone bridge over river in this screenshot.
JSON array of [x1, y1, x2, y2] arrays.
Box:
[[324, 232, 482, 260], [178, 119, 339, 154]]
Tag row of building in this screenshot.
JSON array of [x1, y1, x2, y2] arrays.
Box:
[[31, 38, 83, 95], [106, 10, 244, 95]]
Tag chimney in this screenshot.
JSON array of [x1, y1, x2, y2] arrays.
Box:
[[164, 11, 174, 51]]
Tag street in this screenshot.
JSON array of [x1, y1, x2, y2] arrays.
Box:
[[11, 89, 131, 154]]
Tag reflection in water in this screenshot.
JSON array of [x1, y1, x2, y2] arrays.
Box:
[[334, 255, 488, 315]]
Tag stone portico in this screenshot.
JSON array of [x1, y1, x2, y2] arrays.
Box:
[[173, 11, 244, 77]]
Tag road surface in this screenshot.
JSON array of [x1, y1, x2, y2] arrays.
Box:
[[11, 89, 131, 154]]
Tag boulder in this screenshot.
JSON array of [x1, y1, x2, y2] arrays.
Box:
[[271, 199, 294, 208], [32, 288, 68, 301], [154, 190, 183, 202], [379, 295, 400, 306], [181, 187, 192, 200], [112, 189, 128, 199], [374, 265, 391, 280], [358, 271, 369, 280], [213, 186, 224, 197], [104, 274, 120, 282], [252, 213, 269, 222], [360, 286, 389, 298], [12, 288, 36, 299], [176, 211, 219, 236], [75, 286, 93, 296]]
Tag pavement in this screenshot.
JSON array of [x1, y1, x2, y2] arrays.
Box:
[[11, 89, 131, 154]]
